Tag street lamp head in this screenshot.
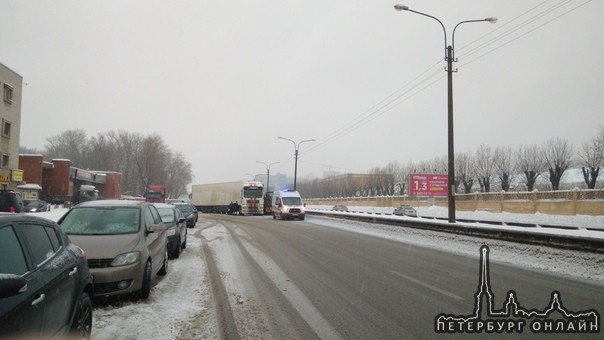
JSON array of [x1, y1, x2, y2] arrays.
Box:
[[393, 4, 409, 11], [485, 17, 498, 23]]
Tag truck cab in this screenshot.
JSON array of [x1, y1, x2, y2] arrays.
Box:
[[145, 185, 166, 203]]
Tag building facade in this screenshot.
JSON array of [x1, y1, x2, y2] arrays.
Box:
[[0, 63, 23, 191], [19, 155, 122, 203]]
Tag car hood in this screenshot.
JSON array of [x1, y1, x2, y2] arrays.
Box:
[[68, 233, 141, 259]]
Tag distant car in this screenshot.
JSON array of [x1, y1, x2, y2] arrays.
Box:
[[57, 200, 168, 299], [393, 205, 418, 217], [23, 199, 51, 213], [154, 203, 187, 259], [173, 202, 197, 228], [0, 190, 24, 213], [0, 214, 93, 339], [332, 205, 349, 212]]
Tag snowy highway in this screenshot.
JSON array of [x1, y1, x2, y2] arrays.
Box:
[[199, 214, 603, 339]]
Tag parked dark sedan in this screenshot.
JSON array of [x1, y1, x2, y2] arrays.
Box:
[[154, 203, 187, 258], [0, 214, 93, 339], [0, 190, 24, 213], [173, 202, 197, 228], [23, 199, 51, 213]]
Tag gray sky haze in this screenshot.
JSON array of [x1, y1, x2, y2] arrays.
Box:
[[1, 0, 602, 184]]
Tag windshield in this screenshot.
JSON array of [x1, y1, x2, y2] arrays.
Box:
[[146, 190, 163, 198], [243, 187, 263, 198], [157, 207, 176, 223], [59, 207, 140, 235], [282, 197, 302, 206], [175, 204, 193, 214]]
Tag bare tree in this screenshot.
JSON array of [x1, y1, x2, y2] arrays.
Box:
[[542, 137, 573, 190], [456, 151, 476, 193], [165, 151, 193, 198], [493, 145, 515, 191], [475, 144, 494, 192], [515, 144, 544, 191], [386, 161, 410, 195], [106, 130, 144, 195], [86, 133, 116, 171], [432, 156, 448, 175], [577, 126, 604, 189], [19, 146, 44, 155], [366, 167, 394, 196], [136, 134, 171, 190], [44, 129, 89, 167]]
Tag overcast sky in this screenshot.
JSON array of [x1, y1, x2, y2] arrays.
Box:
[[1, 0, 602, 184]]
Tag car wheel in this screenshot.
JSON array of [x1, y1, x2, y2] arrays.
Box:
[[139, 260, 152, 299], [173, 237, 181, 258], [158, 248, 168, 276], [181, 230, 187, 249], [70, 291, 92, 339]]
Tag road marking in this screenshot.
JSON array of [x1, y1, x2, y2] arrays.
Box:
[[389, 270, 464, 301]]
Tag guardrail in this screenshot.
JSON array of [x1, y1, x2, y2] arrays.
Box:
[[307, 209, 604, 253]]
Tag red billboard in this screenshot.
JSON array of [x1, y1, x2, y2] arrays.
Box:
[[409, 174, 448, 197]]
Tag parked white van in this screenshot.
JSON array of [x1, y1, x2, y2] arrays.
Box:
[[272, 190, 305, 220]]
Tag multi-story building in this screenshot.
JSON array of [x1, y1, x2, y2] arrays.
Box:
[[0, 63, 23, 191]]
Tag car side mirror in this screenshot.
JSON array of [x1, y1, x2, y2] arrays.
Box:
[[178, 217, 186, 223], [0, 274, 28, 299], [148, 224, 165, 233]]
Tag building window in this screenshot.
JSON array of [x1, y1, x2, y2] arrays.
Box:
[[1, 154, 9, 168], [2, 119, 11, 138], [3, 84, 13, 103]]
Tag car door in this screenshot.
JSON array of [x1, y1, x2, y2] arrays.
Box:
[[144, 205, 165, 273], [0, 224, 46, 338], [18, 222, 76, 336]]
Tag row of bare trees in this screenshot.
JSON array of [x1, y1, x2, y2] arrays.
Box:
[[299, 127, 604, 198], [20, 129, 193, 199]]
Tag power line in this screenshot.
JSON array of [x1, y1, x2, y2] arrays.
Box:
[[461, 0, 593, 69], [305, 0, 594, 159], [284, 0, 595, 177]]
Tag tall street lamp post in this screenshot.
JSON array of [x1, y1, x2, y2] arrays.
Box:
[[394, 4, 496, 223], [277, 137, 316, 191], [256, 161, 279, 193]]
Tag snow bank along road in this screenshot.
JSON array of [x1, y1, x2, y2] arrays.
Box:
[[307, 207, 604, 253]]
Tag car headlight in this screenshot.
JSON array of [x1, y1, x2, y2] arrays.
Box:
[[166, 228, 176, 236], [111, 251, 140, 267]]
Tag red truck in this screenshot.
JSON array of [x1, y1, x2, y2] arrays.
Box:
[[144, 185, 166, 203]]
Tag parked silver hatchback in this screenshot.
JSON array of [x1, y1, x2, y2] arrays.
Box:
[[58, 200, 168, 299]]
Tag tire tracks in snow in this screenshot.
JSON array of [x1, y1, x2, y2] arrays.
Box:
[[201, 216, 339, 339], [201, 229, 241, 340]]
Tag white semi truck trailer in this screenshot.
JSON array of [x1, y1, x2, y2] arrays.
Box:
[[192, 181, 264, 215]]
